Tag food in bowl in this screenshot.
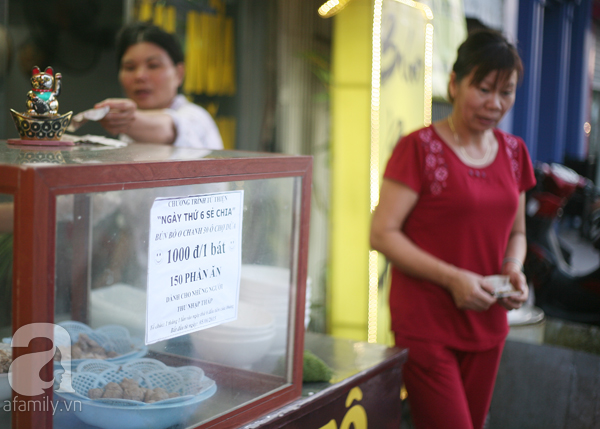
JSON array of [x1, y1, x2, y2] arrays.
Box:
[[54, 331, 132, 361], [70, 333, 120, 360], [88, 378, 180, 403], [0, 343, 11, 373], [54, 358, 217, 429], [0, 344, 12, 401], [52, 321, 147, 365]]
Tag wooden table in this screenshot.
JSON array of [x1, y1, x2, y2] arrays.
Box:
[[240, 332, 408, 429]]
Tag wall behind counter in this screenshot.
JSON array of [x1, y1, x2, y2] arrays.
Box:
[[2, 0, 124, 140]]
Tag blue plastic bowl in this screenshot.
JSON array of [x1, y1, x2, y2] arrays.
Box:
[[60, 383, 217, 429], [54, 358, 217, 429]]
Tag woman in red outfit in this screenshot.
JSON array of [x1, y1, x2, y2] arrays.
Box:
[[370, 28, 536, 429]]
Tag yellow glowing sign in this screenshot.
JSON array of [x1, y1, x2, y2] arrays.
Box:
[[368, 0, 433, 343]]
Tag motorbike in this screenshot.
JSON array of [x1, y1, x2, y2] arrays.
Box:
[[524, 162, 600, 326]]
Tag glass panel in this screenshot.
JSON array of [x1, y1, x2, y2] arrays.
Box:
[[53, 177, 301, 429], [0, 141, 281, 167], [0, 194, 13, 429]]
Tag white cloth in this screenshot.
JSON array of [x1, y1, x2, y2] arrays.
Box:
[[166, 95, 223, 150]]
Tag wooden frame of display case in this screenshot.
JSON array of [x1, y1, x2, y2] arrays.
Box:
[[0, 144, 312, 429]]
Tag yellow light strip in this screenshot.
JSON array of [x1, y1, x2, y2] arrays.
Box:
[[368, 0, 433, 343], [367, 0, 384, 344], [424, 22, 434, 126], [370, 0, 383, 214], [318, 0, 353, 18]]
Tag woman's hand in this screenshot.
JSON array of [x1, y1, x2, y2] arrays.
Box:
[[94, 98, 176, 144], [95, 98, 138, 136], [498, 268, 529, 311], [447, 268, 497, 312]]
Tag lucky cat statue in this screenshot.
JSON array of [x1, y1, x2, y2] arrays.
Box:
[[8, 64, 73, 144], [26, 66, 62, 116]]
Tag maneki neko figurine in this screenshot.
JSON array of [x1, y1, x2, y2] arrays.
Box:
[[27, 66, 61, 116], [9, 65, 73, 146]]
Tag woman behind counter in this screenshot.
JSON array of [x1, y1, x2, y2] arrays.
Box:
[[96, 22, 223, 149], [370, 28, 536, 429]]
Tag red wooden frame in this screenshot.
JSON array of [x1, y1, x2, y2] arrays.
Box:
[[1, 143, 312, 429]]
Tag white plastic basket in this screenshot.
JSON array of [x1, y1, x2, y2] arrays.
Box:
[[54, 358, 217, 429], [55, 321, 147, 367]]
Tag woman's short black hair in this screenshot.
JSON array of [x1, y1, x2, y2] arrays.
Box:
[[449, 28, 523, 101], [116, 22, 184, 66]]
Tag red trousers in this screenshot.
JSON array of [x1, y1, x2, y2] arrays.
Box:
[[395, 335, 505, 429]]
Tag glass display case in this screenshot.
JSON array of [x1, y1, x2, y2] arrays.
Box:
[[0, 141, 312, 429]]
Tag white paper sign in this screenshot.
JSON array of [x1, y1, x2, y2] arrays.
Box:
[[145, 190, 244, 344]]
